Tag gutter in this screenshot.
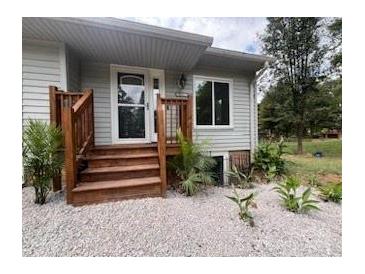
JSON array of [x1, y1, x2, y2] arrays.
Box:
[[250, 61, 270, 162]]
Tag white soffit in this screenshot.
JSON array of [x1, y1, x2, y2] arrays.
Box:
[[22, 17, 213, 71]]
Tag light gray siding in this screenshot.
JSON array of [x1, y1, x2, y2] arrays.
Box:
[[80, 61, 111, 145], [66, 47, 81, 90], [78, 62, 254, 152], [22, 40, 65, 124], [165, 68, 254, 153]]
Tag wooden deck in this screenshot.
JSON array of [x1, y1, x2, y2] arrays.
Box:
[[49, 86, 190, 205]]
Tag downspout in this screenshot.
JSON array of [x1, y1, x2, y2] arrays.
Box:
[[250, 61, 269, 162]]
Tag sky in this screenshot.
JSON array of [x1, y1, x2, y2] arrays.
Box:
[[124, 17, 268, 54]]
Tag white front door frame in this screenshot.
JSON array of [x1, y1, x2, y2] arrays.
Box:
[[110, 64, 165, 144]]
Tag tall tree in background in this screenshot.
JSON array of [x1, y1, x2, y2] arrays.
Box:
[[328, 18, 342, 73], [261, 18, 325, 154]]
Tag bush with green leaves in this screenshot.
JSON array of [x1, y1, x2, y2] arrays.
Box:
[[226, 186, 257, 226], [254, 138, 287, 179], [23, 120, 63, 204], [169, 129, 216, 196], [226, 165, 255, 189], [273, 176, 320, 213], [319, 182, 342, 203]]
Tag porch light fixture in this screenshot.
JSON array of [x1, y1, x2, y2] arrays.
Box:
[[176, 73, 186, 89]]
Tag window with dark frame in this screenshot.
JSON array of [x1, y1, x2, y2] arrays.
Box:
[[194, 78, 230, 126]]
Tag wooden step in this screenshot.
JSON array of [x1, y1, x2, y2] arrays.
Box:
[[72, 177, 162, 205], [79, 164, 160, 182], [86, 152, 159, 168], [89, 144, 158, 156]]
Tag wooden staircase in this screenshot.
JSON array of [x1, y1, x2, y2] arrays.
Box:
[[72, 144, 162, 205], [49, 86, 192, 206]]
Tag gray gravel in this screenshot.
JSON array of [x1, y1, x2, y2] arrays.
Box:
[[22, 184, 341, 256]]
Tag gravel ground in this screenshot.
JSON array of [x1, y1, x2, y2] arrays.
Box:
[[22, 184, 341, 256]]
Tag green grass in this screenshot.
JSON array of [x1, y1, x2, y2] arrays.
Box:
[[283, 139, 342, 184], [285, 139, 342, 157]]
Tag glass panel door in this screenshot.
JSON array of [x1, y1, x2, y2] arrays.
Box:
[[117, 73, 146, 139]]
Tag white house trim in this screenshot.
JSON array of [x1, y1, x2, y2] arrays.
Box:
[[110, 64, 165, 144], [209, 151, 230, 185], [192, 75, 234, 130]]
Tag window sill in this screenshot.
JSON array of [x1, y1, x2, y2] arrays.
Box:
[[194, 125, 234, 130]]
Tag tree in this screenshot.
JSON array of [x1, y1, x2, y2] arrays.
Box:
[[259, 79, 342, 139], [259, 82, 296, 138], [261, 18, 326, 153], [327, 18, 342, 72]]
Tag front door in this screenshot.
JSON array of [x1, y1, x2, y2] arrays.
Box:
[[115, 71, 150, 143], [111, 65, 165, 144]]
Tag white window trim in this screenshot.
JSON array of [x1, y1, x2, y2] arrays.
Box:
[[210, 151, 230, 185], [193, 75, 234, 129]]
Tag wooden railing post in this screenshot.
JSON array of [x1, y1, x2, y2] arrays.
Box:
[[85, 88, 95, 147], [62, 96, 77, 204], [49, 86, 62, 192], [186, 95, 193, 142], [157, 94, 167, 196]]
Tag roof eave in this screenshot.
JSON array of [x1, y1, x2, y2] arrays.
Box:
[[46, 17, 214, 47], [205, 47, 275, 64]]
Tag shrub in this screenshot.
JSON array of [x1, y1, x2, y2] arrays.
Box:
[[23, 120, 63, 204], [308, 174, 320, 187], [226, 186, 257, 226], [273, 176, 320, 213], [226, 165, 254, 189], [319, 182, 342, 203], [254, 138, 287, 179], [169, 129, 216, 196]]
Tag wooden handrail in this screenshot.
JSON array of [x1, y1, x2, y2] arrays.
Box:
[[49, 86, 94, 204], [156, 94, 193, 196], [72, 90, 92, 114], [159, 96, 193, 144]]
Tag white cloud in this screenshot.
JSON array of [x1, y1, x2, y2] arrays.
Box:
[[123, 17, 268, 54]]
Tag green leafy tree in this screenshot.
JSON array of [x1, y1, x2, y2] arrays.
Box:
[[261, 18, 325, 153], [327, 18, 342, 72], [259, 82, 296, 138]]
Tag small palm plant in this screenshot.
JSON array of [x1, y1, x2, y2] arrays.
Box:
[[169, 129, 216, 196], [319, 182, 342, 203], [273, 176, 320, 213], [226, 186, 257, 226], [226, 165, 254, 188], [23, 120, 63, 204]]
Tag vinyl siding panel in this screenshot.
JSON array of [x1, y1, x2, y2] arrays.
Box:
[[165, 68, 254, 153], [78, 62, 255, 152], [80, 61, 111, 145], [22, 40, 64, 124], [66, 47, 81, 90]]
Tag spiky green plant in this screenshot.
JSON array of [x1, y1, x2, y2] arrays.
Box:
[[168, 129, 216, 196], [226, 186, 257, 226], [23, 120, 63, 204], [226, 165, 254, 188], [308, 174, 320, 187], [273, 176, 320, 213], [319, 182, 342, 203]]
